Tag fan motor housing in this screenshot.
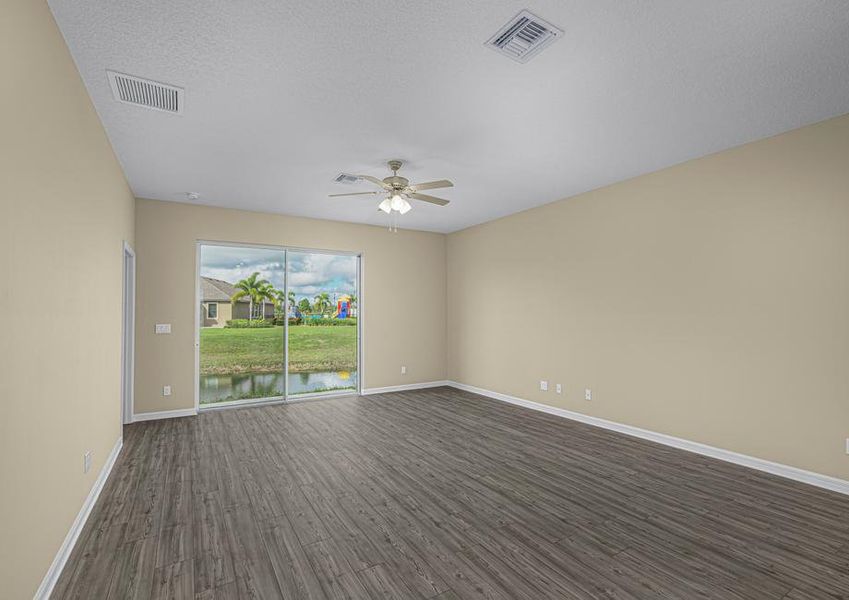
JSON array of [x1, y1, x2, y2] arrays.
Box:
[[384, 175, 409, 189]]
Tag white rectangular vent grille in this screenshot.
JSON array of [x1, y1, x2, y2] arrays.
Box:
[[334, 173, 360, 184], [107, 71, 184, 114], [486, 10, 563, 63]]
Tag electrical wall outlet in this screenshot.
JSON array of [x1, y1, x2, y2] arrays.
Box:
[[584, 388, 592, 401], [83, 451, 92, 474], [555, 383, 562, 394], [163, 385, 172, 396], [401, 366, 407, 375], [539, 380, 548, 391], [155, 323, 171, 334]]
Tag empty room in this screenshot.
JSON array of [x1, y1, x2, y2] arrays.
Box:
[[3, 1, 849, 598]]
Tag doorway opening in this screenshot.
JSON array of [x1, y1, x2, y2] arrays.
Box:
[[121, 242, 136, 424], [196, 242, 361, 408]]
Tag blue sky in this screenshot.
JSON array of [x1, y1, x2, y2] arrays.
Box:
[[200, 245, 356, 299]]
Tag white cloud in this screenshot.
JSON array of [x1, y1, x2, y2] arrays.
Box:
[[200, 245, 356, 298]]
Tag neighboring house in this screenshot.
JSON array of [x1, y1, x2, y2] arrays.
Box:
[[201, 276, 274, 327]]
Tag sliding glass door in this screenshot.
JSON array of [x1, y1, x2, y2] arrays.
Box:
[[197, 242, 359, 407], [287, 250, 359, 396], [198, 244, 286, 405]]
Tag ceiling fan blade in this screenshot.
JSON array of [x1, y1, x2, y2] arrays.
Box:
[[410, 192, 450, 206], [356, 174, 392, 190], [410, 179, 453, 192], [328, 191, 380, 197]]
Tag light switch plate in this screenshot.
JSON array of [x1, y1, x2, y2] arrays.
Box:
[[539, 380, 548, 391], [585, 388, 592, 401], [155, 323, 171, 334], [556, 383, 562, 394], [163, 385, 172, 396]]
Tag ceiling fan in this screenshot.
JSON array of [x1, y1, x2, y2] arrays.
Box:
[[329, 160, 453, 216]]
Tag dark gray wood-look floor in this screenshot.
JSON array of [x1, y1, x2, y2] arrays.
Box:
[[52, 387, 849, 599]]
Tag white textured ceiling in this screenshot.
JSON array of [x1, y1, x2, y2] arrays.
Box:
[[48, 0, 849, 233]]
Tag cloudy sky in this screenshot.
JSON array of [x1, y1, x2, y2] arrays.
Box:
[[200, 245, 357, 299]]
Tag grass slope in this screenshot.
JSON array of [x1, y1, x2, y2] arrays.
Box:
[[200, 325, 356, 374]]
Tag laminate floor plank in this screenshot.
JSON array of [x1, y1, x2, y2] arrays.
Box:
[[260, 514, 327, 600], [355, 563, 425, 600], [52, 388, 849, 599], [192, 491, 236, 596], [222, 504, 282, 598], [106, 535, 158, 600], [152, 558, 194, 600]]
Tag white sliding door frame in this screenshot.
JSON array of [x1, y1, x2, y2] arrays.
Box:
[[194, 240, 362, 412]]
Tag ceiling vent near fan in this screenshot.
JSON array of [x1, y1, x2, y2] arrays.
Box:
[[486, 10, 563, 63], [334, 173, 361, 184], [107, 71, 184, 114]]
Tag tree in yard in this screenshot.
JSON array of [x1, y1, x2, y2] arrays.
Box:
[[257, 281, 277, 320], [272, 289, 297, 318], [231, 272, 270, 321], [298, 298, 311, 314], [348, 294, 357, 316], [313, 292, 331, 315], [272, 288, 285, 319]]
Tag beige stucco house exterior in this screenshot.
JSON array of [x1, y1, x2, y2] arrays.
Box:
[[201, 276, 274, 327]]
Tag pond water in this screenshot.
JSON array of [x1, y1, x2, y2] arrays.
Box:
[[200, 370, 358, 404]]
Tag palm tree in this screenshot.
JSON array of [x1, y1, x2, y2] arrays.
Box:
[[271, 288, 284, 318], [272, 289, 297, 318], [257, 281, 276, 320], [231, 272, 269, 321], [313, 292, 331, 316]]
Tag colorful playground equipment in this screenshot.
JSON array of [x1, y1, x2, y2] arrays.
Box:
[[333, 295, 352, 319]]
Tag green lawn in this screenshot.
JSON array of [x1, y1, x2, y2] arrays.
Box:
[[200, 325, 356, 374]]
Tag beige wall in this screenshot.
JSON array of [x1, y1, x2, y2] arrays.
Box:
[[0, 1, 135, 597], [134, 199, 446, 414], [448, 113, 849, 481]]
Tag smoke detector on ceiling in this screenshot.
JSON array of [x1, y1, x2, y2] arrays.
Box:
[[107, 70, 184, 114], [486, 10, 563, 63]]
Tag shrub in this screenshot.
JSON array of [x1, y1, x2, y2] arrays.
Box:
[[304, 317, 357, 326], [225, 319, 275, 328], [273, 317, 302, 326]]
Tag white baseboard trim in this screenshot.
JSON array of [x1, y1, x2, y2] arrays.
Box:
[[132, 408, 197, 422], [35, 436, 123, 600], [447, 381, 849, 496], [361, 380, 450, 396]]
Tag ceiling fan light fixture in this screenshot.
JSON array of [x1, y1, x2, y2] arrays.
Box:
[[328, 161, 452, 224], [390, 193, 406, 212]]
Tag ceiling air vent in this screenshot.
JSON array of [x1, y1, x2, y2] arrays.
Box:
[[107, 71, 184, 114], [486, 10, 563, 63], [334, 173, 361, 184]]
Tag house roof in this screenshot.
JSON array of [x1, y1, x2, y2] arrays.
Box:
[[201, 277, 249, 303]]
